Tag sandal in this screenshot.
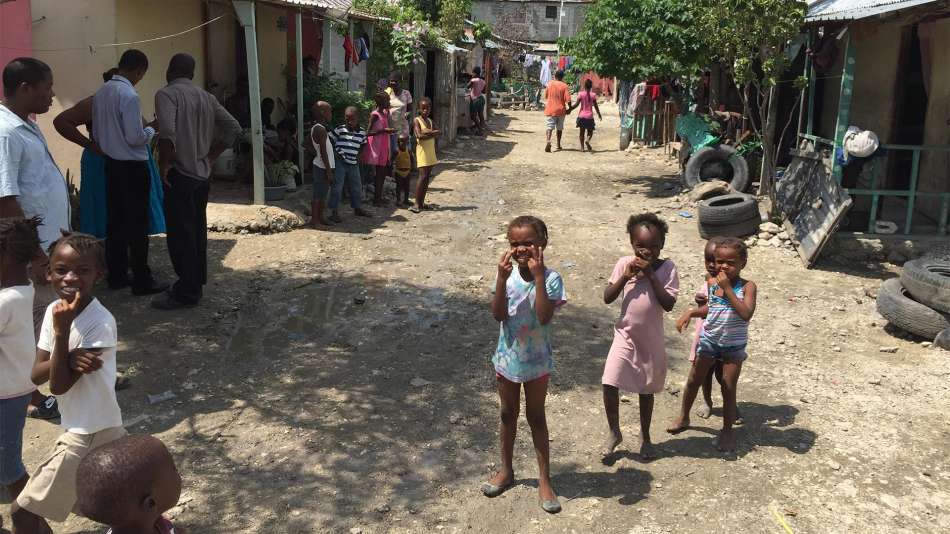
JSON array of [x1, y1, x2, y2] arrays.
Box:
[[27, 395, 60, 420], [409, 205, 421, 214], [480, 476, 514, 498], [115, 375, 132, 391]]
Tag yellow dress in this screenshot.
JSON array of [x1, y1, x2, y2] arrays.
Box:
[[415, 117, 438, 168], [394, 148, 412, 178]]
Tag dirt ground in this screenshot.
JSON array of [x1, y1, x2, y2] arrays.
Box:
[[7, 104, 949, 534]]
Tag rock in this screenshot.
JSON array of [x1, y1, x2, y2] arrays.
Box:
[[375, 504, 391, 514], [409, 377, 431, 387], [777, 231, 789, 240], [745, 237, 758, 247], [350, 528, 363, 534], [768, 236, 784, 247], [758, 232, 773, 240], [759, 222, 782, 234], [688, 180, 732, 202], [921, 341, 932, 348], [869, 379, 881, 385], [879, 346, 899, 354], [886, 250, 907, 265], [829, 461, 842, 471]]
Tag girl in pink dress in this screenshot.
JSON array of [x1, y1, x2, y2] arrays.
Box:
[[568, 78, 602, 152], [365, 92, 396, 206], [601, 213, 679, 460]]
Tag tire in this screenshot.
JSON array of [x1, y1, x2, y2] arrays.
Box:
[[877, 278, 950, 338], [901, 258, 950, 313], [619, 127, 632, 151], [698, 215, 760, 239], [697, 193, 759, 226], [684, 145, 750, 192]]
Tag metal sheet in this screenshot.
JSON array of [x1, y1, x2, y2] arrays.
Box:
[[777, 147, 853, 267], [806, 0, 939, 22]]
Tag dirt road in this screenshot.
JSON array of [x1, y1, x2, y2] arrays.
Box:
[[11, 105, 949, 533]]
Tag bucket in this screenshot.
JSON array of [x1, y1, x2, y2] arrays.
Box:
[[213, 148, 236, 178]]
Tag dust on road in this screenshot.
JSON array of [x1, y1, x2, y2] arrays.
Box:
[[14, 105, 949, 534]]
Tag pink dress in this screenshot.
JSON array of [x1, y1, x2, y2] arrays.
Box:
[[602, 257, 680, 394], [688, 281, 709, 362], [363, 109, 390, 166]]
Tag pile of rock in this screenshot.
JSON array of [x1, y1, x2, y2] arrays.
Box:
[[745, 221, 796, 250]]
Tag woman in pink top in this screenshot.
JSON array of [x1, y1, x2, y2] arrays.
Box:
[[364, 92, 396, 206], [467, 67, 488, 135], [568, 78, 602, 152], [601, 213, 678, 461]]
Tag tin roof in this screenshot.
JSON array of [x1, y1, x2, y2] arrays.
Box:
[[806, 0, 941, 22]]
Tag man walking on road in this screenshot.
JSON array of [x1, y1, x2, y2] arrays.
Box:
[[152, 54, 240, 310], [0, 57, 68, 419], [92, 49, 167, 296], [543, 70, 571, 152]]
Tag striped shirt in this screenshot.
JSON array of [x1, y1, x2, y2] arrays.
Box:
[[329, 125, 368, 165], [700, 280, 748, 350]]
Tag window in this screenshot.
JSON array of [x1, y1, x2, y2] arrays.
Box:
[[545, 5, 558, 19]]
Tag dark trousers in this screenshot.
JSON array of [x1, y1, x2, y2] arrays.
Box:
[[164, 169, 209, 304], [104, 158, 152, 287]]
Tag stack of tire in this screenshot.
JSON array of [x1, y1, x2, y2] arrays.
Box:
[[696, 193, 760, 239], [876, 258, 950, 342]]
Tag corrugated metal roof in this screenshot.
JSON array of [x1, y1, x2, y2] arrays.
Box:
[[806, 0, 940, 22], [269, 0, 354, 12]]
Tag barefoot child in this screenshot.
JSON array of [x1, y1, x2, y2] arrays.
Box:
[[0, 218, 41, 515], [668, 238, 756, 452], [393, 135, 413, 208], [601, 213, 679, 460], [568, 78, 602, 152], [483, 216, 566, 514], [11, 232, 126, 533], [365, 92, 396, 207], [412, 97, 440, 213], [76, 435, 182, 534]]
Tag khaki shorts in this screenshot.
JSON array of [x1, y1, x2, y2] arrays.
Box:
[[545, 115, 566, 131], [16, 426, 127, 522]]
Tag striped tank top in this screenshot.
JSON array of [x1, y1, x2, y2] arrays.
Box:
[[700, 280, 748, 350]]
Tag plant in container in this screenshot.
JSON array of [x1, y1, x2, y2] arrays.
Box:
[[265, 161, 298, 201]]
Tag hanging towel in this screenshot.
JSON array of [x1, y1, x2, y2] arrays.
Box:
[[357, 37, 370, 61], [343, 36, 355, 71], [539, 58, 552, 87]]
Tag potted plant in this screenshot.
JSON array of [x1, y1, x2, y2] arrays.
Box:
[[265, 161, 298, 201]]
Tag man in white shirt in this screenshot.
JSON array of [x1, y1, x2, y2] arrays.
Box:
[[0, 57, 68, 420], [92, 49, 166, 296]]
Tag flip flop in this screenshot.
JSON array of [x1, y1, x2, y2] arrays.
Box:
[[480, 477, 514, 498], [409, 205, 421, 214], [541, 499, 562, 514]]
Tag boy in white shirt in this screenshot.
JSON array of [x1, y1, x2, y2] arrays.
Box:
[[11, 231, 125, 534], [0, 218, 40, 515]]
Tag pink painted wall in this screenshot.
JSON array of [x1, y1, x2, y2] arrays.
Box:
[[0, 0, 32, 69]]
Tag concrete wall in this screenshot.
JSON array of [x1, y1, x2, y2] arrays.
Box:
[[321, 20, 370, 94], [207, 1, 237, 103], [471, 0, 589, 42], [849, 22, 901, 143], [917, 18, 950, 221], [256, 3, 289, 121], [1, 0, 33, 70]]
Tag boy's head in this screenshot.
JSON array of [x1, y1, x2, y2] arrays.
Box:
[[704, 236, 725, 277], [0, 217, 41, 264], [626, 213, 668, 262], [311, 100, 331, 123], [713, 237, 748, 281], [344, 106, 359, 129], [397, 135, 408, 150], [117, 49, 149, 86], [507, 215, 549, 267], [2, 57, 54, 114], [473, 66, 482, 77], [46, 232, 106, 303], [555, 69, 565, 81], [76, 435, 182, 529]]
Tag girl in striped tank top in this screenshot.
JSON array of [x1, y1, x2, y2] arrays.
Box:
[[668, 237, 756, 453]]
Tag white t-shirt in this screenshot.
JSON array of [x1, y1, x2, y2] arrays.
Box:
[[311, 124, 336, 169], [38, 298, 122, 434], [0, 285, 37, 399]]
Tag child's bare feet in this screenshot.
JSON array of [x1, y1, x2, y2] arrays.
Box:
[[639, 440, 657, 460], [602, 430, 623, 456], [696, 403, 713, 419], [666, 416, 690, 434], [716, 429, 737, 453]]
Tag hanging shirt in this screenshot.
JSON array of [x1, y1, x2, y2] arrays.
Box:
[[539, 58, 552, 87]]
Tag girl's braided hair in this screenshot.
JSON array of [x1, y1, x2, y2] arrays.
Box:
[[0, 217, 41, 264], [508, 215, 549, 245], [47, 231, 107, 271]]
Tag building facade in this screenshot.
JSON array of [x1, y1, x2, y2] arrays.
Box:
[[470, 0, 591, 43]]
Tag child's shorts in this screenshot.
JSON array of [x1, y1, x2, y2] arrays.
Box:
[[697, 337, 748, 362], [0, 393, 32, 485], [16, 426, 126, 522]]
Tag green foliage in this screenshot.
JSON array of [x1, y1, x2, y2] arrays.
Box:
[[472, 21, 492, 44], [565, 0, 709, 81], [266, 161, 298, 187], [437, 0, 472, 42], [302, 73, 374, 125], [354, 0, 449, 72]]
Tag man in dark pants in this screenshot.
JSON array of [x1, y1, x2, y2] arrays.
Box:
[[92, 49, 166, 295], [153, 54, 240, 310]]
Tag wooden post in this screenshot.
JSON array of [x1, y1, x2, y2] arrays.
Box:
[[295, 10, 305, 185]]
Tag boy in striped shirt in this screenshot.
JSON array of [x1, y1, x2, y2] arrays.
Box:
[[328, 106, 373, 222]]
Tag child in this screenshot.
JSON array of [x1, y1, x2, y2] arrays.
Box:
[[411, 97, 440, 214], [484, 216, 566, 514], [601, 213, 679, 461], [668, 238, 757, 453], [467, 67, 487, 135], [329, 106, 373, 222], [365, 92, 396, 207], [310, 100, 335, 227], [76, 435, 182, 534], [569, 78, 602, 152], [393, 135, 413, 208], [11, 232, 126, 534], [0, 218, 41, 515]]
